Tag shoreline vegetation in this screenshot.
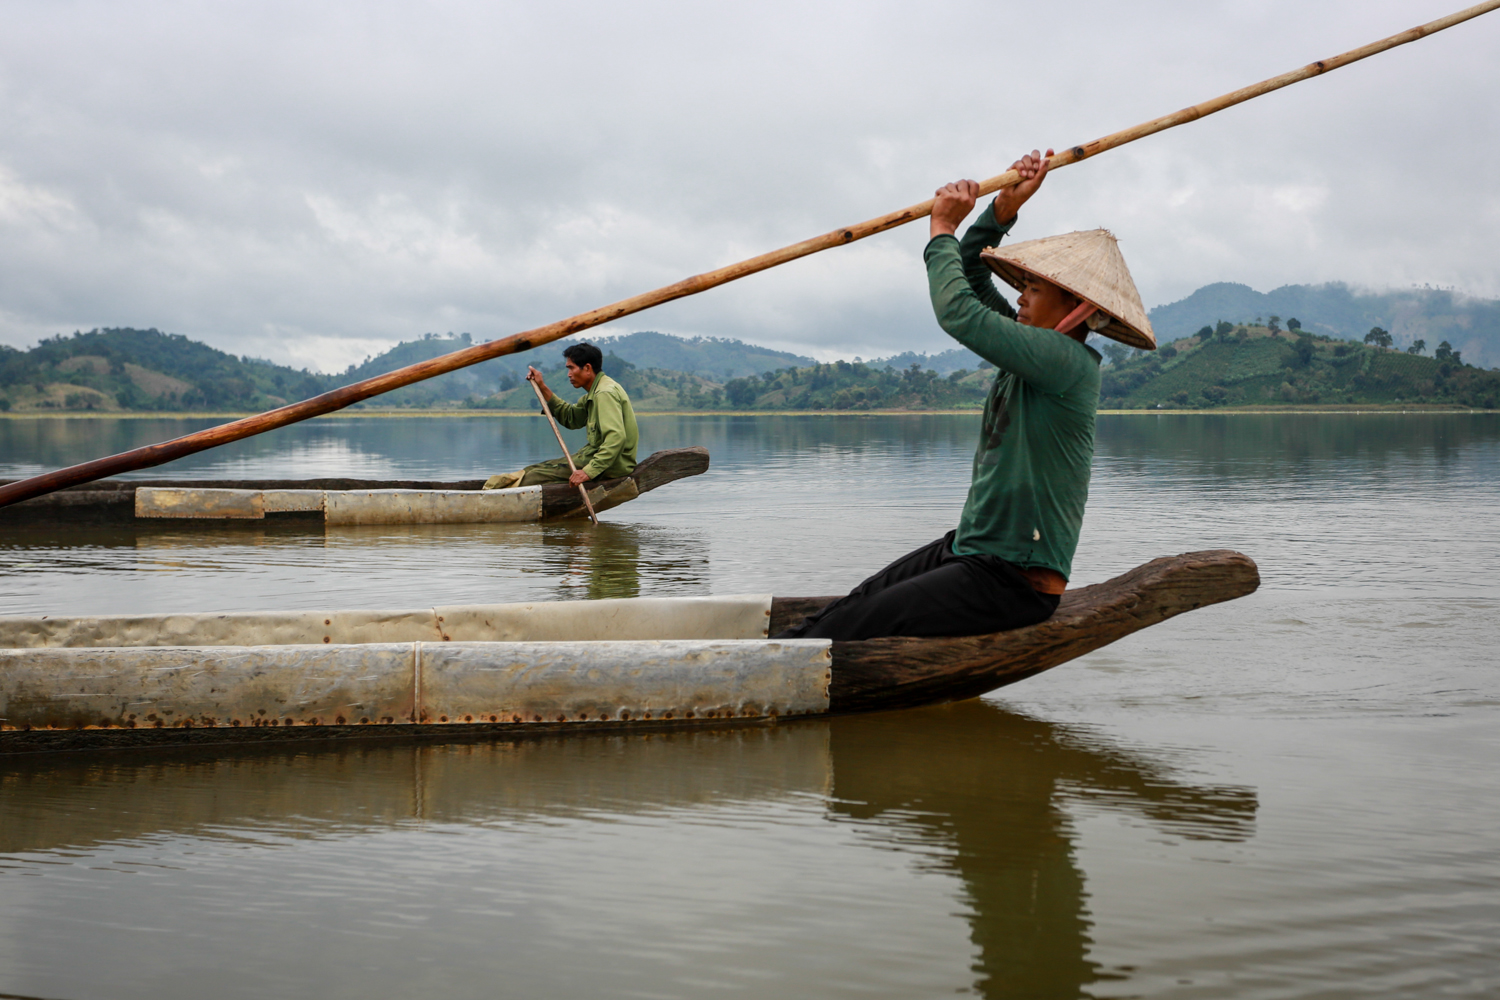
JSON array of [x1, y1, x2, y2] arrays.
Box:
[[3, 404, 1494, 420], [4, 322, 1499, 417]]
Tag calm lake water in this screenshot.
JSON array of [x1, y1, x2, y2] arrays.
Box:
[[1, 413, 1497, 999]]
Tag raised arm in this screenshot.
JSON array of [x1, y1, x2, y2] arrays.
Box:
[[958, 204, 1018, 318], [929, 150, 1053, 319], [926, 248, 1095, 395], [923, 151, 1095, 394]]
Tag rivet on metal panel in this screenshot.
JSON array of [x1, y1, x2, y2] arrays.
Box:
[[620, 710, 631, 720], [464, 715, 472, 722], [489, 715, 498, 722], [324, 619, 331, 625], [336, 716, 346, 725], [556, 714, 566, 722], [323, 636, 330, 643]]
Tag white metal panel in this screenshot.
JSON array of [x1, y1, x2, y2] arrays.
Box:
[[435, 595, 773, 642], [0, 643, 417, 730], [323, 487, 542, 525], [417, 639, 832, 723]]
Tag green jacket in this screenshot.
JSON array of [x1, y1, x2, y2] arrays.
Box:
[[923, 203, 1101, 580], [546, 373, 639, 480]]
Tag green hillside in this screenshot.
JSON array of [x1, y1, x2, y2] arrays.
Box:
[[1102, 324, 1500, 409], [9, 323, 1495, 415], [331, 331, 815, 407], [0, 328, 327, 413], [0, 328, 818, 413], [717, 360, 990, 411], [1148, 282, 1500, 369], [866, 347, 985, 374], [588, 331, 813, 378]]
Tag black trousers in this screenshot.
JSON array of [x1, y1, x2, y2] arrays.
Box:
[[775, 531, 1060, 641]]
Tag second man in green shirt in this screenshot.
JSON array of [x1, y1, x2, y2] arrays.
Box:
[[483, 342, 639, 490]]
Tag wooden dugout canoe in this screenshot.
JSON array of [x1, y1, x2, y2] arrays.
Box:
[[0, 447, 708, 525], [0, 549, 1257, 754]]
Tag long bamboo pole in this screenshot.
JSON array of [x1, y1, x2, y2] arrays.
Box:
[[3, 0, 1496, 510], [527, 375, 599, 525]]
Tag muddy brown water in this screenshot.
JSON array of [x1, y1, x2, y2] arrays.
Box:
[[1, 413, 1496, 998]]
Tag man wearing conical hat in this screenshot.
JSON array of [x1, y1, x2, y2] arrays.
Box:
[[779, 150, 1155, 641]]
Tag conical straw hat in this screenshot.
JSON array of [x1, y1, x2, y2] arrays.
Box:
[[980, 230, 1156, 350]]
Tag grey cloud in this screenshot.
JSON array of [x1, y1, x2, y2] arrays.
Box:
[[1, 0, 1496, 371]]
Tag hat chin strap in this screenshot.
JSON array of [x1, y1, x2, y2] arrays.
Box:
[[1055, 301, 1098, 335]]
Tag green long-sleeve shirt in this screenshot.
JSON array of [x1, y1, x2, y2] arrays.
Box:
[[924, 203, 1101, 580], [546, 373, 639, 479]]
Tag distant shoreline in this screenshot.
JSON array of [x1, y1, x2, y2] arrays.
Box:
[[1, 405, 1495, 420]]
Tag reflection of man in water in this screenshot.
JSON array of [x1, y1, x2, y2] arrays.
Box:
[[545, 522, 643, 600], [483, 343, 639, 490], [779, 150, 1156, 641], [828, 701, 1255, 998]]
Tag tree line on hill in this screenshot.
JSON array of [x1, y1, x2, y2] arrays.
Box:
[[0, 328, 326, 413], [0, 327, 992, 414], [1146, 281, 1500, 369], [3, 322, 1497, 415], [1100, 318, 1499, 410]]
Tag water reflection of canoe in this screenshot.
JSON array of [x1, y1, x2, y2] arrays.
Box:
[[0, 549, 1257, 754], [0, 447, 709, 524]]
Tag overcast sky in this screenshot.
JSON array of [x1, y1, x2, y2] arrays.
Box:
[[2, 0, 1497, 372]]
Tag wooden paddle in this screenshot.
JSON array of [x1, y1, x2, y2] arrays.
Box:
[[527, 373, 599, 526], [2, 0, 1496, 510]]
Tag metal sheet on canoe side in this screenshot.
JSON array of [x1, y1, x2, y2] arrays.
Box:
[[0, 596, 773, 649], [417, 639, 832, 723], [135, 488, 265, 519], [323, 487, 542, 525], [261, 489, 326, 512], [0, 644, 417, 730], [0, 609, 445, 649], [435, 595, 773, 642]]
